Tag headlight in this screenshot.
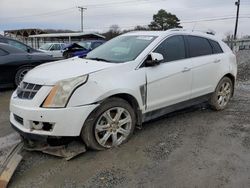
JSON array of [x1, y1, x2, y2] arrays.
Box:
[[42, 75, 88, 108]]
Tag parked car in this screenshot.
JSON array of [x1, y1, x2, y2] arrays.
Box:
[[0, 35, 40, 53], [0, 43, 55, 88], [39, 43, 66, 59], [63, 40, 105, 58], [10, 29, 237, 150]]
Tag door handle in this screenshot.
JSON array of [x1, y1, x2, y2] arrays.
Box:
[[182, 67, 191, 72], [213, 59, 221, 63]]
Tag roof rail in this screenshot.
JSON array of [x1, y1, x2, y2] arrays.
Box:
[[167, 28, 186, 32]]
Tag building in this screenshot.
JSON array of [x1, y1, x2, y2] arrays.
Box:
[[29, 32, 105, 48], [225, 38, 250, 52], [4, 29, 46, 47], [4, 29, 105, 49]]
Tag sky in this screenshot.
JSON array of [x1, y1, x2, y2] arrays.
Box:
[[0, 0, 250, 38]]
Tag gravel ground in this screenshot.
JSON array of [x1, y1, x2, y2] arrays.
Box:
[[0, 50, 249, 188]]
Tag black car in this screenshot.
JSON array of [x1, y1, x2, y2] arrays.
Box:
[[0, 43, 55, 88], [0, 35, 39, 53]]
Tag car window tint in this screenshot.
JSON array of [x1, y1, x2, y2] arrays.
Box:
[[187, 36, 213, 57], [0, 38, 6, 43], [7, 39, 28, 51], [92, 42, 102, 49], [0, 48, 8, 56], [154, 35, 186, 62], [60, 44, 65, 49], [209, 40, 223, 54]]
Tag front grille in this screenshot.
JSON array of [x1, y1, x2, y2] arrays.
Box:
[[14, 114, 23, 125], [17, 82, 42, 100]]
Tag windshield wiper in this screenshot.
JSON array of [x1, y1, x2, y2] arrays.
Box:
[[87, 57, 111, 62]]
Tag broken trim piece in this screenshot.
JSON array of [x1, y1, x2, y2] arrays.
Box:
[[0, 142, 23, 188]]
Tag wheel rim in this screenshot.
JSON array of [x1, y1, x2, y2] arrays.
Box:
[[17, 68, 30, 85], [217, 81, 231, 108], [95, 107, 132, 148]]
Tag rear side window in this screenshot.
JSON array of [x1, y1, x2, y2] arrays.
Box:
[[209, 40, 223, 54], [51, 44, 61, 51], [187, 36, 213, 58], [92, 42, 103, 49], [0, 48, 8, 56], [7, 39, 28, 51], [154, 35, 186, 62]]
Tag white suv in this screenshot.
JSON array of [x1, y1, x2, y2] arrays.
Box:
[[10, 29, 237, 150]]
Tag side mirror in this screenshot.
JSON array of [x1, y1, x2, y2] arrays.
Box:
[[145, 52, 164, 67], [27, 48, 31, 53]]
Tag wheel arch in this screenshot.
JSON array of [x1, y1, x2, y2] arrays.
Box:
[[14, 65, 35, 86], [222, 73, 236, 96], [107, 93, 143, 126], [15, 64, 35, 72]]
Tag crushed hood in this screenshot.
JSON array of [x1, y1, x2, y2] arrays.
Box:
[[23, 57, 117, 85]]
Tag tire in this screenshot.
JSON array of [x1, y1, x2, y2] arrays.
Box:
[[15, 67, 32, 86], [209, 77, 233, 111], [81, 97, 136, 150]]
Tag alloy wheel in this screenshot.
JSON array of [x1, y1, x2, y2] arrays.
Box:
[[217, 81, 231, 108], [95, 107, 132, 148]]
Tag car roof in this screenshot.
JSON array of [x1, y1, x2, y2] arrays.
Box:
[[41, 43, 65, 45], [79, 40, 106, 43], [124, 29, 221, 41], [0, 42, 26, 53]]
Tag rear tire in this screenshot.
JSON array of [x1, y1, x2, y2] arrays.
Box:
[[209, 77, 233, 111], [15, 67, 32, 86], [81, 98, 136, 150]]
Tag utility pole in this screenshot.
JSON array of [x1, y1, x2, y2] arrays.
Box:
[[78, 6, 87, 32], [234, 0, 240, 40]]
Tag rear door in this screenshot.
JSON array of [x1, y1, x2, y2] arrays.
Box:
[[146, 35, 192, 112], [185, 35, 223, 98], [48, 44, 61, 58]]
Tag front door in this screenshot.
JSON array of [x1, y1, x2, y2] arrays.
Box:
[[146, 35, 192, 112]]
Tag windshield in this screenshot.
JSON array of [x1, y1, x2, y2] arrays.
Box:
[[78, 41, 91, 50], [86, 35, 156, 63], [40, 43, 52, 50]]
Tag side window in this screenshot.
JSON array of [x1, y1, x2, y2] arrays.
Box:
[[7, 39, 28, 51], [50, 44, 61, 51], [0, 38, 6, 43], [187, 36, 213, 58], [92, 42, 102, 49], [209, 40, 223, 54], [0, 48, 8, 56], [154, 35, 186, 62], [60, 44, 65, 50]]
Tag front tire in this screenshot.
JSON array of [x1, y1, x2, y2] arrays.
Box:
[[209, 77, 233, 111], [81, 98, 136, 150], [15, 67, 32, 86]]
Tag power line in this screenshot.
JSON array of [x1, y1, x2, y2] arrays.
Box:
[[1, 0, 250, 21], [76, 16, 250, 31], [0, 7, 76, 21]]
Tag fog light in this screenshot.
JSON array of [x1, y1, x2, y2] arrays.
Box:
[[32, 121, 43, 130]]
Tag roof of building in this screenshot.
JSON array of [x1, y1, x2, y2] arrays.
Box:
[[4, 29, 46, 37], [29, 32, 105, 39]]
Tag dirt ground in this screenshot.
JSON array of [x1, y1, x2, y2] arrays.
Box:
[[1, 53, 250, 187]]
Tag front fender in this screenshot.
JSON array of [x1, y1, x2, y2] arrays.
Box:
[[67, 79, 143, 109]]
